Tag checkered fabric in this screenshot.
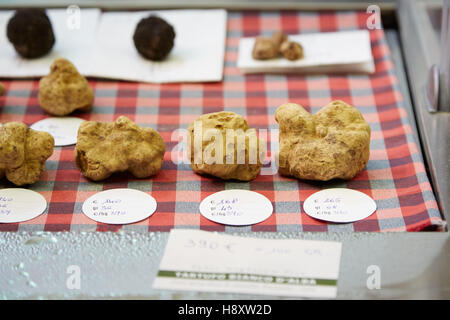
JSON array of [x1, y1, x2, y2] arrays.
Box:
[[0, 10, 445, 232]]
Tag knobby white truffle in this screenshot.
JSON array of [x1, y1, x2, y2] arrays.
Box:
[[275, 100, 371, 181], [39, 58, 94, 116], [188, 111, 265, 181], [0, 122, 54, 186], [74, 116, 166, 181]]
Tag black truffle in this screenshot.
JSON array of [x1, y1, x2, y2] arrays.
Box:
[[7, 9, 55, 59], [133, 15, 175, 61]]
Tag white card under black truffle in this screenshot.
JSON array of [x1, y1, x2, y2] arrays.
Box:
[[88, 9, 227, 83], [0, 9, 100, 77]]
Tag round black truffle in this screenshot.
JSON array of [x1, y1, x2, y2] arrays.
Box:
[[7, 9, 55, 59], [133, 15, 175, 61]]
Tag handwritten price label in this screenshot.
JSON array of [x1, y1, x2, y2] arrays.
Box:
[[0, 189, 47, 223], [31, 117, 85, 147], [199, 190, 273, 226], [303, 188, 376, 223], [82, 188, 157, 224]]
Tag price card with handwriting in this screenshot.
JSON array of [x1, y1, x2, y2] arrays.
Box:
[[153, 229, 342, 298], [31, 117, 85, 147], [303, 188, 377, 223], [82, 188, 157, 224], [0, 189, 47, 223], [199, 190, 273, 226]]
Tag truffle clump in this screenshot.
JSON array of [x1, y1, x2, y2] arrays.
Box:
[[275, 100, 371, 181], [7, 8, 55, 59], [280, 41, 303, 61], [0, 122, 54, 186], [74, 116, 166, 181], [252, 31, 303, 61], [188, 112, 264, 181], [39, 58, 94, 116], [252, 31, 287, 60], [133, 15, 175, 61]]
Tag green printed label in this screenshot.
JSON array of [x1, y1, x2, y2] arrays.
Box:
[[157, 270, 337, 286]]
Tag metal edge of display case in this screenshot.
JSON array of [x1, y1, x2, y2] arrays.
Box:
[[0, 1, 449, 300], [397, 0, 450, 223], [0, 0, 397, 11]]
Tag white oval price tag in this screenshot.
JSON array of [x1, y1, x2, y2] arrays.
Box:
[[0, 188, 47, 223], [303, 188, 377, 223], [200, 189, 273, 226], [82, 188, 157, 225], [31, 117, 85, 147]]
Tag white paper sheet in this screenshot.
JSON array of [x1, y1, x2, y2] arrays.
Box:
[[88, 10, 227, 83], [0, 9, 227, 83], [153, 229, 342, 298], [0, 9, 100, 77], [237, 30, 375, 74]]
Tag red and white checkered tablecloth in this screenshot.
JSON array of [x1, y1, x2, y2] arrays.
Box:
[[0, 10, 445, 232]]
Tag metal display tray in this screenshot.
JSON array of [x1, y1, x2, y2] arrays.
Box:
[[0, 0, 449, 299]]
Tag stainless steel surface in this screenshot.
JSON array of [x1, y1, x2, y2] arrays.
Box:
[[426, 64, 439, 113], [398, 0, 450, 222], [1, 231, 449, 299], [438, 0, 450, 112], [386, 30, 421, 143]]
